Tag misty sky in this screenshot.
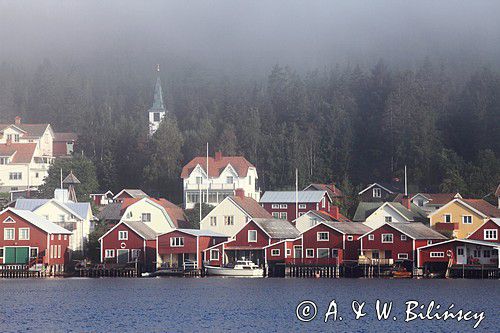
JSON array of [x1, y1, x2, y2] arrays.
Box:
[[1, 1, 500, 74]]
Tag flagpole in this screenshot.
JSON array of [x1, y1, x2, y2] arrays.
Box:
[[404, 165, 408, 196], [206, 142, 209, 205], [295, 168, 298, 221]]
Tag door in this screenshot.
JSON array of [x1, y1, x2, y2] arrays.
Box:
[[117, 249, 129, 264], [456, 246, 466, 264], [294, 246, 302, 259], [4, 247, 29, 264]]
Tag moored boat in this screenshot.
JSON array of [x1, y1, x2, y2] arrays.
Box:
[[205, 260, 264, 277]]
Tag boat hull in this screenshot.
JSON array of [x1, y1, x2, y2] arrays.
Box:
[[205, 266, 264, 277]]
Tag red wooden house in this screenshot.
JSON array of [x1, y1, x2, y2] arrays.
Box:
[[99, 220, 157, 272], [157, 229, 227, 270], [260, 190, 339, 222], [359, 222, 447, 266], [203, 218, 300, 267], [0, 208, 71, 272], [467, 218, 499, 243]]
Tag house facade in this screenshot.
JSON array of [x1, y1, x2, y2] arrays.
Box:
[[181, 152, 259, 209], [260, 190, 338, 222], [0, 208, 71, 271], [294, 210, 351, 233], [429, 198, 500, 239], [199, 193, 272, 237], [354, 201, 427, 229], [358, 182, 402, 202], [467, 218, 499, 243]]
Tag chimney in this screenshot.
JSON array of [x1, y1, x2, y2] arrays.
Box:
[[402, 196, 411, 210], [331, 205, 340, 220], [215, 151, 223, 161], [235, 188, 245, 199], [14, 116, 21, 125]]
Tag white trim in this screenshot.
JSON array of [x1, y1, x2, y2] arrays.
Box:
[[2, 216, 15, 223], [104, 249, 115, 258], [358, 183, 394, 195], [118, 230, 128, 240], [316, 248, 329, 259], [484, 229, 498, 241], [430, 252, 444, 258], [317, 231, 329, 241], [462, 215, 473, 224], [18, 228, 30, 240], [368, 234, 374, 241], [271, 249, 280, 256], [170, 237, 185, 247], [210, 249, 220, 261], [401, 234, 407, 241], [347, 235, 354, 241], [428, 198, 489, 219], [116, 249, 129, 263], [305, 248, 314, 258], [381, 233, 393, 243], [248, 230, 258, 243]]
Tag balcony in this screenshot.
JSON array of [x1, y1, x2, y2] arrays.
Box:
[[433, 222, 459, 231], [184, 183, 236, 191]]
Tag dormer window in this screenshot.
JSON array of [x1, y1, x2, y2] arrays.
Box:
[[373, 188, 382, 198]]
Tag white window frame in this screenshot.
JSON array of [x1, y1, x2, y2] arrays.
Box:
[[279, 212, 287, 220], [224, 216, 234, 226], [105, 249, 115, 258], [298, 204, 307, 209], [271, 204, 279, 209], [347, 235, 354, 241], [19, 228, 30, 240], [210, 249, 219, 260], [381, 233, 393, 243], [141, 213, 151, 222], [368, 234, 374, 241], [398, 253, 409, 259], [400, 234, 407, 241], [4, 228, 15, 240], [305, 248, 314, 258], [271, 249, 280, 256], [272, 212, 279, 219], [484, 229, 498, 240], [373, 188, 381, 198], [462, 215, 472, 224], [170, 237, 184, 247], [317, 248, 329, 258], [210, 216, 217, 226], [248, 230, 258, 243], [226, 176, 234, 184], [443, 214, 452, 223], [317, 232, 329, 241], [286, 249, 291, 256], [430, 252, 444, 258], [279, 204, 287, 209], [118, 231, 128, 241]]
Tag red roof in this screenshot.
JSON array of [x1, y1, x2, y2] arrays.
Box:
[[395, 193, 460, 205], [181, 154, 255, 178], [462, 199, 500, 218], [54, 132, 78, 141], [230, 196, 272, 218], [0, 143, 36, 163], [314, 210, 351, 223], [120, 197, 190, 228], [306, 184, 344, 198]]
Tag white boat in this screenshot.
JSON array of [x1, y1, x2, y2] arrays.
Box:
[[205, 260, 264, 277]]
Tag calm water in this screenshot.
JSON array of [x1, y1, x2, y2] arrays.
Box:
[[0, 277, 498, 332]]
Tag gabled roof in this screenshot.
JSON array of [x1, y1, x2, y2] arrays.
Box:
[[301, 210, 351, 223], [167, 229, 227, 238], [353, 201, 426, 222], [15, 124, 51, 138], [361, 222, 447, 240], [321, 221, 371, 235], [54, 132, 78, 141], [120, 197, 190, 229], [99, 220, 158, 241], [394, 192, 461, 205], [358, 182, 403, 195], [96, 203, 122, 221], [113, 189, 149, 199], [3, 208, 72, 234], [353, 202, 384, 221], [417, 238, 500, 251], [229, 196, 272, 219], [14, 198, 92, 221], [181, 156, 255, 178], [252, 218, 300, 239], [0, 143, 36, 163], [466, 218, 500, 239], [260, 191, 327, 203], [429, 198, 500, 218], [304, 183, 343, 198]]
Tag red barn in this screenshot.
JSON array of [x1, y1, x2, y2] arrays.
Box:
[[260, 190, 340, 222], [99, 220, 157, 272], [0, 208, 71, 272], [467, 218, 499, 243], [360, 222, 447, 265], [157, 229, 227, 269], [203, 218, 300, 267]]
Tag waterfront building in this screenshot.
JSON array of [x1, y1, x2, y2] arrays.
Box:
[[181, 151, 260, 209], [467, 218, 499, 243], [293, 209, 351, 233]]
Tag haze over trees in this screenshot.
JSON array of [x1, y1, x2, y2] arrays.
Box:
[[0, 1, 499, 207]]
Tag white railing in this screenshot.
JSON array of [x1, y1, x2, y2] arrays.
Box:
[[184, 183, 236, 191]]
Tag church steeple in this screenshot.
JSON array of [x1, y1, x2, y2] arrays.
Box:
[[148, 64, 167, 137]]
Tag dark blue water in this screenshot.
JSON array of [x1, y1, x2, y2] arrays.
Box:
[[0, 277, 498, 332]]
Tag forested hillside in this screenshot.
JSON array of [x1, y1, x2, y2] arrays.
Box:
[[1, 59, 498, 204]]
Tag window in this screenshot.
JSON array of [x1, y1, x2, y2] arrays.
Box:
[[196, 176, 203, 184], [321, 197, 326, 208], [141, 213, 151, 222], [398, 253, 409, 259], [170, 237, 184, 247], [279, 212, 287, 220], [331, 249, 339, 258], [299, 212, 304, 216], [131, 249, 141, 260], [484, 229, 498, 240], [372, 250, 380, 259], [381, 234, 393, 243], [317, 232, 329, 241], [105, 249, 115, 258], [9, 172, 22, 180], [0, 248, 5, 257], [153, 112, 160, 122], [0, 157, 8, 165], [444, 214, 452, 223], [210, 216, 217, 226], [30, 248, 38, 258], [305, 249, 314, 258], [19, 228, 30, 240], [210, 249, 219, 260], [373, 188, 381, 198], [368, 234, 374, 241], [58, 235, 62, 240], [226, 176, 234, 184], [401, 234, 407, 241], [427, 240, 433, 245], [317, 248, 329, 258], [272, 212, 279, 219], [457, 248, 464, 256], [462, 215, 472, 224], [271, 204, 279, 209], [416, 199, 424, 207], [347, 235, 354, 241], [279, 204, 287, 209], [299, 204, 306, 209], [3, 217, 15, 223], [59, 215, 65, 222], [473, 250, 480, 257], [4, 228, 14, 240], [286, 249, 291, 256], [430, 252, 444, 258], [57, 245, 61, 258], [51, 235, 54, 240], [118, 231, 128, 240], [248, 176, 252, 185], [224, 216, 234, 226], [14, 134, 19, 142], [248, 230, 257, 242], [35, 172, 39, 178], [385, 216, 392, 223], [483, 250, 491, 258], [271, 249, 280, 256]]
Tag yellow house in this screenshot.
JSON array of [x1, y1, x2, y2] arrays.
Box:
[[429, 198, 500, 239]]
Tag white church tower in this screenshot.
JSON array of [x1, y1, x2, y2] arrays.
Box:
[[148, 64, 167, 137]]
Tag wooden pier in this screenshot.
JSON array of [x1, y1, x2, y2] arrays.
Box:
[[447, 265, 500, 279], [78, 267, 138, 277], [0, 264, 66, 278]]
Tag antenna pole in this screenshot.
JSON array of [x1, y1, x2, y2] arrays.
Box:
[[295, 168, 299, 220], [404, 165, 408, 196]]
